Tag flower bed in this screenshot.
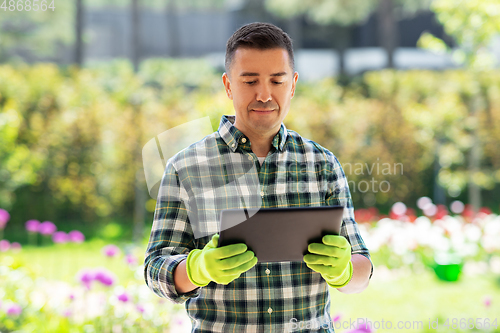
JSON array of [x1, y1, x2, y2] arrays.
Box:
[[1, 200, 499, 332]]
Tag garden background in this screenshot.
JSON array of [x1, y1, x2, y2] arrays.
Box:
[[1, 0, 500, 332]]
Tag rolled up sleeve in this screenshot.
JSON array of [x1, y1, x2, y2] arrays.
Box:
[[144, 163, 201, 303]]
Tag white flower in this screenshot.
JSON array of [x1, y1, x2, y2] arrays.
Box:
[[463, 223, 482, 242], [490, 256, 500, 274]]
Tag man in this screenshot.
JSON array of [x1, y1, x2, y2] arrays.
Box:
[[145, 22, 372, 332]]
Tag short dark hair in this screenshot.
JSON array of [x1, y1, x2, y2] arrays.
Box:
[[225, 22, 294, 73]]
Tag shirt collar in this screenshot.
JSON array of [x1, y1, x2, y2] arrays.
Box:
[[218, 115, 288, 152]]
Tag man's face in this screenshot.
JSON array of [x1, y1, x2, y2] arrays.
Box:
[[222, 47, 298, 137]]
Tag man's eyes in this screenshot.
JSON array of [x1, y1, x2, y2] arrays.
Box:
[[243, 81, 283, 85]]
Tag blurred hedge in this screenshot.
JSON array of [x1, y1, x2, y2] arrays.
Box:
[[1, 60, 499, 231], [288, 70, 500, 209]]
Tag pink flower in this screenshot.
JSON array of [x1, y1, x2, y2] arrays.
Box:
[[63, 309, 72, 317], [39, 221, 57, 235], [450, 201, 465, 214], [136, 304, 145, 313], [25, 219, 40, 233], [68, 230, 85, 243], [117, 292, 129, 303], [94, 268, 116, 287], [77, 267, 116, 289], [484, 296, 492, 308], [97, 275, 114, 287], [423, 204, 437, 217], [391, 202, 407, 216], [52, 231, 68, 244], [10, 242, 21, 252], [6, 303, 22, 316], [417, 197, 432, 210], [76, 269, 95, 290], [0, 240, 10, 252], [0, 209, 10, 229], [125, 254, 138, 266], [102, 244, 120, 258]]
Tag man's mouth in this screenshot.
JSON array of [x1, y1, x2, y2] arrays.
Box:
[[251, 109, 274, 112]]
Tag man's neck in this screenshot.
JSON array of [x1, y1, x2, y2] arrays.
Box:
[[232, 122, 277, 157], [245, 132, 274, 157]]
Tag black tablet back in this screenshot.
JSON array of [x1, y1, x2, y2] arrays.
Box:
[[218, 206, 344, 262]]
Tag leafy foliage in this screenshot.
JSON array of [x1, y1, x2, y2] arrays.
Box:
[[1, 60, 500, 229], [420, 0, 500, 68], [0, 1, 74, 62], [0, 60, 222, 225], [417, 0, 500, 210], [286, 70, 500, 208]]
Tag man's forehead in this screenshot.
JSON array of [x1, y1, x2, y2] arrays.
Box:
[[232, 47, 292, 75]]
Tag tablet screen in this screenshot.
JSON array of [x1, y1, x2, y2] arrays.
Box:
[[218, 206, 344, 262]]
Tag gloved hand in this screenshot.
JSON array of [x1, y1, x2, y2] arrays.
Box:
[[186, 233, 258, 287], [303, 235, 353, 288]]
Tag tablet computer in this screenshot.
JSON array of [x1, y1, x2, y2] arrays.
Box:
[[217, 206, 344, 262]]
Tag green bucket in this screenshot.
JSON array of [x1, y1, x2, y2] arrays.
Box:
[[432, 253, 463, 282]]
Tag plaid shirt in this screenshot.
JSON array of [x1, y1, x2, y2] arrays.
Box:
[[144, 115, 371, 333]]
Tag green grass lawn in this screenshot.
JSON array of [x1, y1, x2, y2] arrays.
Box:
[[3, 241, 500, 333], [331, 267, 500, 332], [6, 239, 143, 284]]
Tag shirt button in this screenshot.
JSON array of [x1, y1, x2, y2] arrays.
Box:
[[260, 191, 265, 197], [231, 143, 235, 148], [268, 307, 273, 314], [247, 155, 253, 161], [241, 137, 247, 143], [265, 269, 270, 275]]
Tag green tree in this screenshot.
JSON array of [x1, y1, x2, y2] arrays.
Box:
[[0, 69, 44, 208], [418, 0, 500, 212], [0, 1, 74, 62]]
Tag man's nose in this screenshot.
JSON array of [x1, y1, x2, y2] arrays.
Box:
[[256, 83, 272, 103]]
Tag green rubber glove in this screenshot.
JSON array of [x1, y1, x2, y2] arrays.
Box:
[[303, 235, 353, 288], [186, 233, 258, 287]]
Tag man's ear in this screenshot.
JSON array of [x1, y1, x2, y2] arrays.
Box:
[[291, 71, 299, 98], [222, 73, 233, 100]]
